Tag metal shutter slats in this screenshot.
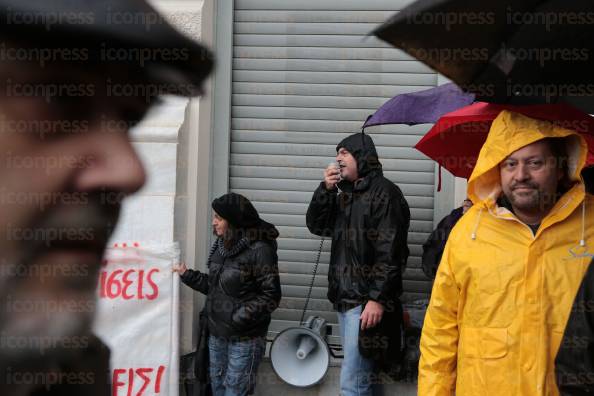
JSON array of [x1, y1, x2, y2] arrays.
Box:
[[231, 118, 433, 133], [231, 131, 423, 146], [234, 59, 433, 74], [234, 10, 392, 23], [230, 142, 428, 159], [235, 22, 379, 35], [231, 0, 434, 337], [235, 0, 411, 11], [234, 46, 414, 61], [233, 70, 435, 85], [234, 34, 388, 48], [232, 83, 430, 97], [232, 94, 391, 109]]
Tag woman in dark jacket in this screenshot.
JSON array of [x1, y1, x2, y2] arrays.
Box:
[[173, 193, 281, 396]]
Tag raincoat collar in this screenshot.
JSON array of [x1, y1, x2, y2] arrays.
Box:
[[486, 183, 586, 235]]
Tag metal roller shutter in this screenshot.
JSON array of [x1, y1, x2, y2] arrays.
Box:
[[230, 0, 437, 342]]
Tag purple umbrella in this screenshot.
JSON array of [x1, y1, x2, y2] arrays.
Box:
[[363, 83, 475, 128]]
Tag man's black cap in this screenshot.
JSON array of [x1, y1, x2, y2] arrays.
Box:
[[0, 0, 214, 96]]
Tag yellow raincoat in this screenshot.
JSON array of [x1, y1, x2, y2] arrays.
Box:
[[418, 110, 594, 395]]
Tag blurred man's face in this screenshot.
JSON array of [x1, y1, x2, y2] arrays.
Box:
[[499, 140, 563, 218], [336, 147, 358, 182], [0, 58, 150, 363]]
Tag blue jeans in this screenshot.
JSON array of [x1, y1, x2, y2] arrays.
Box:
[[208, 336, 266, 396], [337, 305, 378, 396]]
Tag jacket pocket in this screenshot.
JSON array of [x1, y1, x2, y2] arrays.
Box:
[[232, 303, 268, 331], [460, 327, 508, 359], [209, 293, 238, 326]]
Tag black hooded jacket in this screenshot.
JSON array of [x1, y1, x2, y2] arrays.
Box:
[[306, 133, 410, 310], [181, 238, 281, 339], [181, 194, 282, 339], [555, 259, 594, 395]]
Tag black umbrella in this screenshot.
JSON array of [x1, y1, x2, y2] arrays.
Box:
[[373, 0, 594, 111]]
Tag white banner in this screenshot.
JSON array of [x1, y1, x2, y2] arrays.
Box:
[[93, 243, 180, 396]]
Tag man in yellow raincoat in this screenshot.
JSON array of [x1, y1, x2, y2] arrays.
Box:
[[418, 110, 594, 395]]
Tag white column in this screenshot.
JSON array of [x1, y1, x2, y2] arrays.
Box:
[[111, 0, 210, 354]]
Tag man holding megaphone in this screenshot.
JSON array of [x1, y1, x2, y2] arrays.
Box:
[[307, 132, 410, 396]]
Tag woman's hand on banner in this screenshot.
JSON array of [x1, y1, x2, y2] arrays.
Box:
[[172, 262, 188, 275]]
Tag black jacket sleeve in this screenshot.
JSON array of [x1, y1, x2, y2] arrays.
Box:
[[422, 207, 464, 279], [180, 269, 209, 294], [232, 243, 282, 327], [367, 187, 409, 305], [306, 182, 339, 237], [421, 231, 443, 280], [556, 260, 594, 395]]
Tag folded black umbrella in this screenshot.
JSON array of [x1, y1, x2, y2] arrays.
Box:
[[373, 0, 594, 111], [0, 0, 214, 96]]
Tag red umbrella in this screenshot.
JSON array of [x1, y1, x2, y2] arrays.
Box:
[[415, 102, 594, 180]]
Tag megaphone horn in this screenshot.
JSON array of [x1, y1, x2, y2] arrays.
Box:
[[270, 316, 331, 388]]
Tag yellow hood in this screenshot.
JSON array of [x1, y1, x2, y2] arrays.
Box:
[[467, 110, 588, 205]]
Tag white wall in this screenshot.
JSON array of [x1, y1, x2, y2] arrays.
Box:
[[110, 0, 212, 355], [436, 74, 468, 216]]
